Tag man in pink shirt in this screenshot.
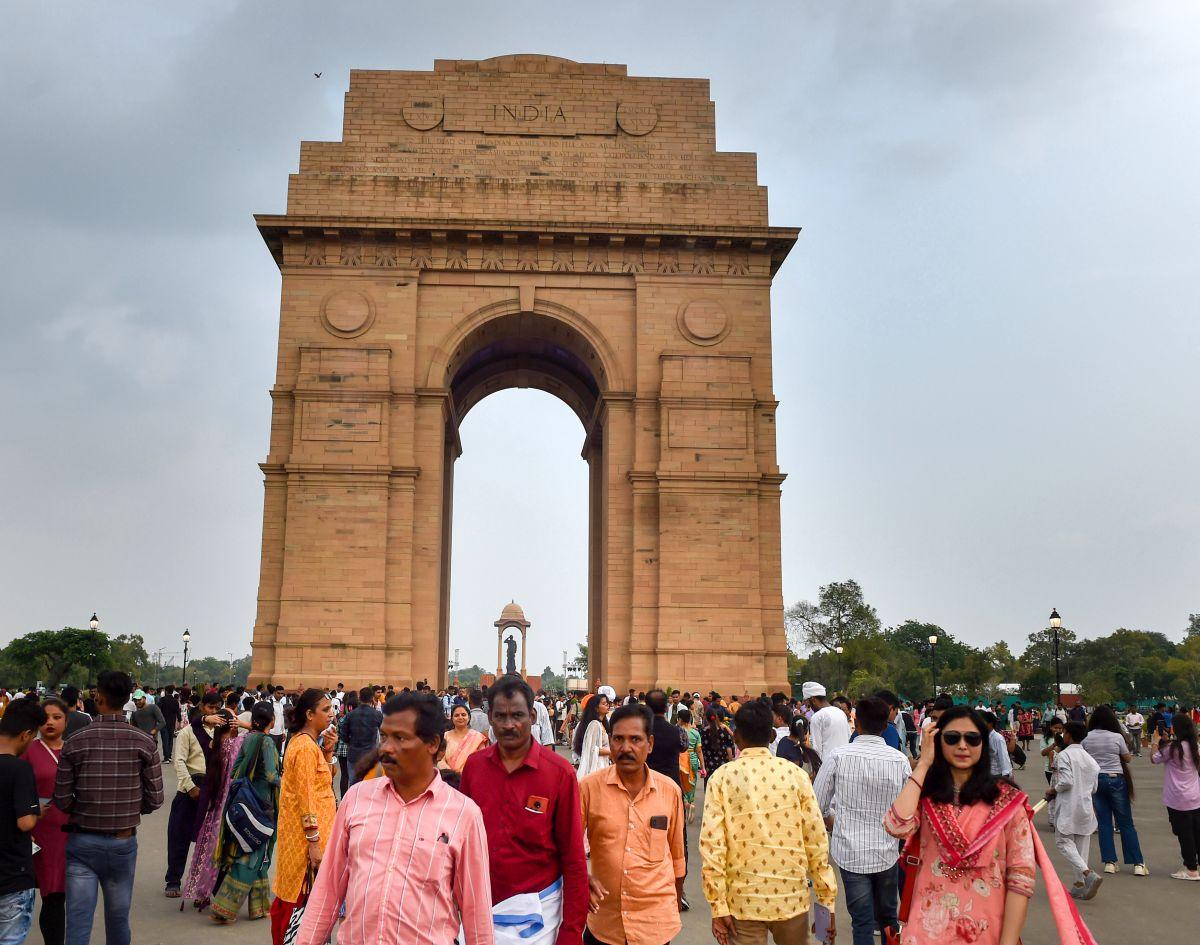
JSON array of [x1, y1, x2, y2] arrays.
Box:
[[296, 692, 494, 945]]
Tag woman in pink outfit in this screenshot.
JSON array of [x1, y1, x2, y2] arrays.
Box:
[[885, 704, 1035, 945]]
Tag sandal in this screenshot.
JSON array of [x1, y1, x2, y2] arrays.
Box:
[[164, 888, 181, 899]]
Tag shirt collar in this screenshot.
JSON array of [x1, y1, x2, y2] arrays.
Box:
[[382, 769, 442, 805], [854, 734, 885, 745], [602, 763, 659, 794], [739, 746, 771, 758]]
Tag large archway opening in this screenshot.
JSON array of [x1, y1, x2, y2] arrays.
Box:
[[447, 389, 588, 685], [436, 307, 613, 689]]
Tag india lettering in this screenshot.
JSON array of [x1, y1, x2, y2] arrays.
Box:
[[489, 103, 568, 123]]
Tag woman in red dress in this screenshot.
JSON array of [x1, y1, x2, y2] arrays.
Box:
[[29, 697, 69, 945]]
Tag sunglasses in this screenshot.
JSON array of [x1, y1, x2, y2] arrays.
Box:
[[941, 731, 983, 747]]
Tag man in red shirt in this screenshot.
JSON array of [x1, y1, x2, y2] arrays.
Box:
[[461, 675, 587, 945]]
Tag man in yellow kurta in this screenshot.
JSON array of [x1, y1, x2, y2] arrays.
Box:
[[700, 700, 838, 945]]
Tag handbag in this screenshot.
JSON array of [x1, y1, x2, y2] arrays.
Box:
[[883, 829, 921, 945], [225, 734, 275, 854], [281, 868, 314, 945]]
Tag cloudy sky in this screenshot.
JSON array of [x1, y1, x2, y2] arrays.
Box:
[[1, 1, 1196, 677]]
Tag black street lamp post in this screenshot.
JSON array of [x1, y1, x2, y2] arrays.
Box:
[[181, 629, 191, 687], [1049, 609, 1063, 708], [929, 634, 939, 697]]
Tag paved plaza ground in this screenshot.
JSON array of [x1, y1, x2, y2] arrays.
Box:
[[30, 747, 1186, 944]]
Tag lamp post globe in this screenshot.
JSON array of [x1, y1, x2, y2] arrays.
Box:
[[1048, 609, 1063, 709], [89, 613, 99, 631]]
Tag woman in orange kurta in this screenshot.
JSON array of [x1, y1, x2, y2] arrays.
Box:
[[269, 689, 337, 945]]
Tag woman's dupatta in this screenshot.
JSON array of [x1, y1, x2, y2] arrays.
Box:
[[914, 786, 1098, 945]]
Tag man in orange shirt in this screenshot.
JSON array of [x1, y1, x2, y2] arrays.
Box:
[[580, 703, 685, 945]]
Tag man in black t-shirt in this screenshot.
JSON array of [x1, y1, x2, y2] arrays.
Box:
[[157, 686, 182, 763], [0, 698, 48, 943]]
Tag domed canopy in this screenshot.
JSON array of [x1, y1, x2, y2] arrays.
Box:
[[495, 600, 531, 629]]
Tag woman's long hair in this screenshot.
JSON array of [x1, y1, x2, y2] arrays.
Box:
[[788, 715, 823, 776], [1087, 704, 1122, 734], [1166, 713, 1200, 773], [923, 705, 1002, 806], [573, 695, 609, 756], [286, 688, 326, 735], [703, 709, 724, 742]]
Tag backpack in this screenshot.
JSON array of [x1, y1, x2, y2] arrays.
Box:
[[224, 734, 275, 854]]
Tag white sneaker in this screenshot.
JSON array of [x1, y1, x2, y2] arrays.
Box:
[[1170, 869, 1200, 881], [1133, 864, 1149, 876], [1103, 863, 1118, 874]]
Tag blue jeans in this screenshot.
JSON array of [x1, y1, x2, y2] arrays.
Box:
[[0, 889, 35, 945], [840, 865, 899, 945], [1093, 773, 1144, 865], [65, 833, 137, 945]]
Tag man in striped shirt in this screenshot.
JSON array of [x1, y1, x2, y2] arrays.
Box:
[[812, 696, 911, 945], [295, 691, 493, 945]]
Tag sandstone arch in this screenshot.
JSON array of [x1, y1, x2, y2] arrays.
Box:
[[249, 56, 797, 694]]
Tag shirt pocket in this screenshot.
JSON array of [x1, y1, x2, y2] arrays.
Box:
[[411, 838, 452, 887], [646, 825, 669, 862]]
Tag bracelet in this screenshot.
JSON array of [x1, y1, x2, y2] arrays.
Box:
[[305, 834, 319, 843], [908, 774, 925, 789]]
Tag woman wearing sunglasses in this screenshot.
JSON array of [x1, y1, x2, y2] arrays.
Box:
[[884, 704, 1037, 945]]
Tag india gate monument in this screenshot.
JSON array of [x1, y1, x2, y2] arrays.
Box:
[[248, 55, 797, 695]]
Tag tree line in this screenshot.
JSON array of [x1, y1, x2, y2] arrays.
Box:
[[0, 627, 252, 690], [787, 580, 1200, 706]]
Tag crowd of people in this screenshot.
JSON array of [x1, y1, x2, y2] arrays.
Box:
[[0, 672, 1198, 945]]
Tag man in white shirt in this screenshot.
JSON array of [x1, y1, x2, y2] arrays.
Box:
[[814, 696, 911, 944], [1123, 708, 1144, 756], [1046, 721, 1102, 899], [803, 682, 851, 760], [532, 696, 555, 747], [984, 712, 1013, 778], [268, 686, 288, 751]]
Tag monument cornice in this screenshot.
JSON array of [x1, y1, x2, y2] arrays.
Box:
[[255, 214, 798, 276]]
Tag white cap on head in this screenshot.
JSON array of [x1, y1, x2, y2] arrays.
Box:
[[801, 681, 827, 700], [597, 685, 617, 701]]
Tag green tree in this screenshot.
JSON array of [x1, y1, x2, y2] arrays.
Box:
[[107, 634, 150, 678], [785, 579, 881, 653], [538, 665, 566, 693], [1167, 637, 1200, 704], [575, 643, 588, 675], [1186, 613, 1200, 641], [454, 665, 484, 687], [1019, 625, 1081, 691], [1075, 629, 1176, 701], [3, 628, 110, 688]]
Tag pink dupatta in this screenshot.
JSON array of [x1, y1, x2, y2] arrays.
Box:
[[920, 786, 1098, 945]]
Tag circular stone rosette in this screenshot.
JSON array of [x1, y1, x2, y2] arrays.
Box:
[[676, 298, 730, 346], [320, 289, 375, 338]]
